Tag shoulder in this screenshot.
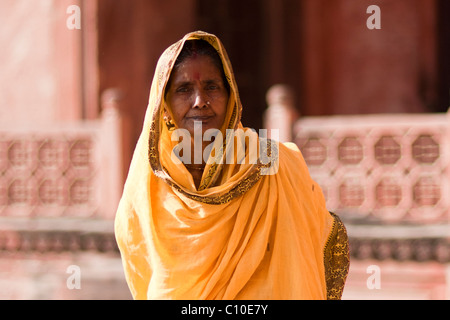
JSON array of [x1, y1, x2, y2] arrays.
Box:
[[267, 140, 312, 180]]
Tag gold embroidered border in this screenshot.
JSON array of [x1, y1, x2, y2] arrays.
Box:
[[323, 212, 350, 300], [155, 139, 277, 205], [167, 164, 262, 205]]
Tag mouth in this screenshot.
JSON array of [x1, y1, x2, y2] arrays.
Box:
[[187, 115, 214, 121]]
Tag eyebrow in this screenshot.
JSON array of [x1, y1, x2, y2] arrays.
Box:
[[173, 78, 222, 87]]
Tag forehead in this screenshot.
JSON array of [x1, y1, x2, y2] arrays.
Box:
[[170, 55, 222, 82]]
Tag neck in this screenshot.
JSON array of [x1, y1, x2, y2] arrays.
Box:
[[184, 163, 205, 170], [188, 138, 212, 166]]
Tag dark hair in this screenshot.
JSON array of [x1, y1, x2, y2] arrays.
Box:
[[165, 40, 230, 95]]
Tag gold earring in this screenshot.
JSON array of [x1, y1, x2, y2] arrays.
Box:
[[164, 116, 175, 131]]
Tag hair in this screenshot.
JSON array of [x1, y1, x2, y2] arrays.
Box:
[[165, 39, 230, 96]]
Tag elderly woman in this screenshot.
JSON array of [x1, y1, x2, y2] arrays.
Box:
[[115, 31, 349, 300]]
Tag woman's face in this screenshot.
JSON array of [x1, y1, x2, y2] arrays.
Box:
[[165, 55, 229, 136]]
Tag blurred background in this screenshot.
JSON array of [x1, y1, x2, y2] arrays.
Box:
[[0, 0, 449, 299]]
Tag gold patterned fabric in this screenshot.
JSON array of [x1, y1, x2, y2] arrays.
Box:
[[115, 31, 349, 300], [324, 213, 350, 300]]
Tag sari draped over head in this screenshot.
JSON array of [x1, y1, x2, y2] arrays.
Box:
[[114, 31, 349, 300]]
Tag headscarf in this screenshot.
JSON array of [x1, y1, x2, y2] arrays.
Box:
[[115, 31, 349, 299]]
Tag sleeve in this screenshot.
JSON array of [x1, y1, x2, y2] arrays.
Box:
[[323, 212, 350, 300]]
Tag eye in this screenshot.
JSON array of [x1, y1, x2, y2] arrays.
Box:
[[176, 86, 190, 93], [206, 84, 220, 91]]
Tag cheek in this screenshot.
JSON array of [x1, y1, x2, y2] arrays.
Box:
[[216, 95, 229, 118], [168, 97, 189, 122]]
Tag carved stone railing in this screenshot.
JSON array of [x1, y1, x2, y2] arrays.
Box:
[[293, 112, 450, 225], [0, 125, 99, 218], [0, 89, 125, 253], [264, 84, 449, 262]]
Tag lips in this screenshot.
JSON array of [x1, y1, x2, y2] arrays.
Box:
[[186, 114, 214, 121]]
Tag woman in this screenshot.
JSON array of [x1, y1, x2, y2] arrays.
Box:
[[115, 31, 349, 300]]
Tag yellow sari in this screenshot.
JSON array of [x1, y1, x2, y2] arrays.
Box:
[[114, 31, 349, 300]]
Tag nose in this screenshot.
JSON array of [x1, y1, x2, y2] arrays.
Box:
[[193, 90, 208, 109]]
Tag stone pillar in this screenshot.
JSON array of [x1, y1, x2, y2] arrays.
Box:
[[99, 88, 125, 219], [264, 84, 298, 142]]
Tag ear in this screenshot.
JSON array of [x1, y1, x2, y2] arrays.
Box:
[[163, 107, 176, 131]]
